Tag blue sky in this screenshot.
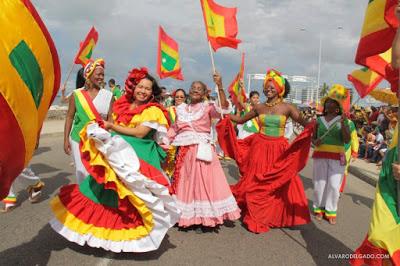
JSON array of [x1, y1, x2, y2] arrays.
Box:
[[32, 0, 369, 96]]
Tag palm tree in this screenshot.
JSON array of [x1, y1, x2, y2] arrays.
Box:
[[320, 82, 330, 97]]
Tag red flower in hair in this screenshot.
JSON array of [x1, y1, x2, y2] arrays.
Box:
[[125, 67, 148, 102]]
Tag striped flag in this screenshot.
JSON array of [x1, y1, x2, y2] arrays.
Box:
[[228, 53, 247, 111], [200, 0, 241, 51], [0, 0, 60, 199], [351, 125, 400, 265], [157, 26, 184, 80], [74, 27, 99, 67], [348, 67, 384, 98]]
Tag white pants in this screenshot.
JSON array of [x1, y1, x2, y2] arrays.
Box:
[[5, 167, 40, 200], [70, 137, 89, 184], [312, 158, 345, 216]]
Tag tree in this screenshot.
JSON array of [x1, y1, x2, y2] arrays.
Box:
[[320, 82, 330, 97]]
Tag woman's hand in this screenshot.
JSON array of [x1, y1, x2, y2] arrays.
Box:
[[392, 163, 400, 181], [103, 121, 113, 130], [64, 140, 71, 155], [213, 71, 223, 89]]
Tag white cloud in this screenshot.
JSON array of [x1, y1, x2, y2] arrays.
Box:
[[32, 0, 367, 94]]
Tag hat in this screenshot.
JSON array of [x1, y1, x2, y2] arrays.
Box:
[[320, 84, 348, 112]]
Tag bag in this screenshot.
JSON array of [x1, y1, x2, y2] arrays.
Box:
[[196, 142, 213, 162]]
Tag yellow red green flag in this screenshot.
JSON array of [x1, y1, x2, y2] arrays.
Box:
[[0, 0, 60, 199], [157, 26, 184, 80], [74, 26, 99, 67]]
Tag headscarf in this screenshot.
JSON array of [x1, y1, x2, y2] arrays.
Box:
[[263, 69, 286, 98], [84, 58, 105, 80]]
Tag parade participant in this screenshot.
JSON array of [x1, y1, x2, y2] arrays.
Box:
[[218, 69, 314, 234], [1, 167, 44, 213], [63, 59, 114, 184], [164, 89, 187, 177], [168, 73, 240, 231], [312, 84, 351, 225], [108, 78, 122, 100], [237, 89, 260, 139], [50, 67, 180, 252]]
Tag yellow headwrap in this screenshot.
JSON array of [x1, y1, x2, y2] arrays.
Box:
[[264, 69, 286, 98], [84, 58, 105, 80]]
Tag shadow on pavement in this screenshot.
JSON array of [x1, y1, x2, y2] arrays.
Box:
[[0, 224, 70, 266], [343, 192, 374, 210], [34, 146, 51, 156]]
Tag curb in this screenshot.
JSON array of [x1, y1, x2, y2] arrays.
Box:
[[348, 165, 378, 187]]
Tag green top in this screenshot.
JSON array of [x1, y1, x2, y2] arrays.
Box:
[[112, 87, 122, 100], [258, 114, 287, 137]]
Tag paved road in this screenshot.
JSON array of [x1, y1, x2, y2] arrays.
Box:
[[0, 135, 376, 266]]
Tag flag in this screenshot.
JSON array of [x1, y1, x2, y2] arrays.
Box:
[[200, 0, 241, 51], [228, 53, 247, 111], [157, 26, 184, 80], [351, 125, 400, 266], [348, 67, 384, 98], [242, 104, 260, 133], [74, 26, 98, 67], [0, 0, 61, 200]]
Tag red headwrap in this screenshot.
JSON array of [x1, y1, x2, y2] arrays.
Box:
[[124, 67, 148, 102]]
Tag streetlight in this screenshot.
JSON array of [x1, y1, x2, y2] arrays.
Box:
[[300, 26, 343, 105]]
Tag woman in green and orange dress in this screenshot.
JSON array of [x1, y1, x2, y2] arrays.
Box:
[[50, 67, 180, 253], [217, 69, 314, 234]]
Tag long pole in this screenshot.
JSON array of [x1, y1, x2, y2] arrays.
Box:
[[62, 62, 75, 91], [397, 68, 400, 215], [316, 33, 322, 106], [207, 41, 223, 119]]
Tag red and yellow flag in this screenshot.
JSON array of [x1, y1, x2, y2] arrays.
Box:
[[228, 53, 247, 111], [157, 26, 184, 80], [0, 0, 61, 199], [200, 0, 241, 51], [74, 26, 99, 67], [348, 67, 384, 98]]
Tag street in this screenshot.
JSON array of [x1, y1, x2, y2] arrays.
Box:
[[0, 134, 375, 266]]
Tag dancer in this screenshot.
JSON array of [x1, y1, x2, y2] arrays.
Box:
[[168, 72, 240, 231], [63, 59, 114, 184], [50, 67, 180, 252], [217, 69, 314, 234], [312, 84, 350, 225], [237, 88, 260, 139], [164, 89, 187, 177]]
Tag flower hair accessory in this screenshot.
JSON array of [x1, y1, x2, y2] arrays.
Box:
[[125, 67, 149, 101], [264, 69, 286, 98]]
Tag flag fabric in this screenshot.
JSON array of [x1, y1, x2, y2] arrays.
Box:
[[157, 26, 184, 80], [74, 26, 98, 67], [348, 67, 384, 98], [242, 104, 260, 133], [351, 0, 398, 98], [228, 53, 247, 111], [351, 125, 400, 266], [0, 0, 61, 200], [200, 0, 241, 51]]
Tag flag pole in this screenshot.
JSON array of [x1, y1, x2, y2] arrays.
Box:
[[62, 62, 75, 92], [397, 68, 400, 216], [208, 41, 223, 119]]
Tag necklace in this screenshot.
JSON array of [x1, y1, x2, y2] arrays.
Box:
[[265, 98, 282, 107]]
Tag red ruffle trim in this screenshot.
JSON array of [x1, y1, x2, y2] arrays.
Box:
[[170, 146, 190, 194], [58, 185, 144, 229], [350, 235, 400, 266], [112, 95, 170, 126]]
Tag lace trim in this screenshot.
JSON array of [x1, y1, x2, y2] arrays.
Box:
[[141, 121, 168, 144], [171, 131, 212, 146], [176, 103, 205, 122], [175, 196, 239, 219]]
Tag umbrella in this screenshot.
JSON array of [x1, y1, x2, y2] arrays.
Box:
[[369, 88, 398, 105]]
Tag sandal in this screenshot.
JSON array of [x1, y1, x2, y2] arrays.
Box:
[[328, 217, 337, 225], [0, 204, 17, 213], [27, 181, 45, 203], [315, 213, 323, 221]]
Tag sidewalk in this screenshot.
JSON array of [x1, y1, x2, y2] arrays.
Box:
[[40, 119, 64, 137], [348, 159, 380, 187]]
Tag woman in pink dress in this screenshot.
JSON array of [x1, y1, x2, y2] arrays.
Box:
[[168, 73, 240, 232]]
